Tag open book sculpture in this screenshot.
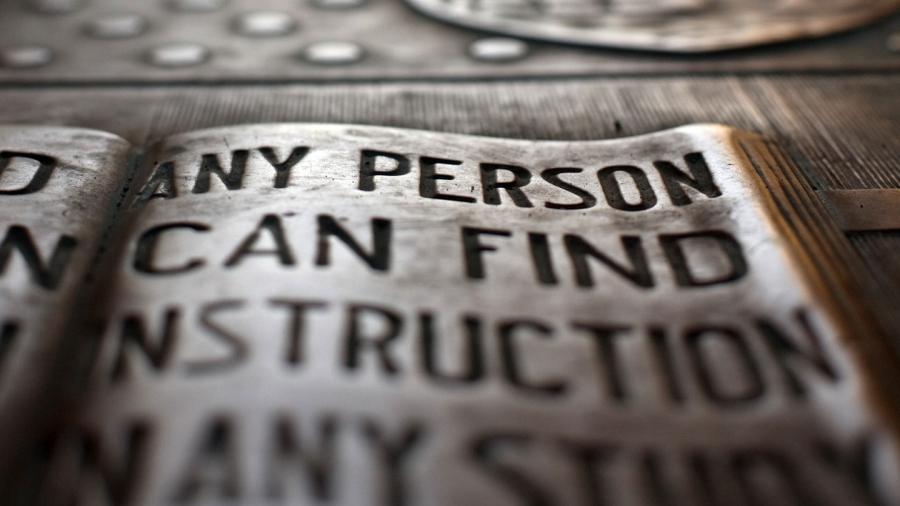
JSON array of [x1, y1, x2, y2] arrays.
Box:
[[0, 123, 897, 505]]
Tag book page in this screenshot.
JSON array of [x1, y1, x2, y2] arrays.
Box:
[[0, 125, 132, 481], [33, 123, 899, 505]]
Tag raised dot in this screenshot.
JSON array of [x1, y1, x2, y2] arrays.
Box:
[[233, 11, 297, 37], [468, 37, 529, 62], [28, 0, 83, 15], [0, 46, 54, 69], [887, 33, 900, 53], [312, 0, 367, 9], [146, 43, 209, 67], [85, 14, 149, 39], [166, 0, 227, 13], [302, 41, 364, 65]]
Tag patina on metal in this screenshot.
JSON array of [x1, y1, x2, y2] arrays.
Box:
[[13, 123, 897, 505]]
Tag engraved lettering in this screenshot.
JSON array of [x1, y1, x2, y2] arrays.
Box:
[[224, 214, 296, 268], [480, 163, 534, 208], [315, 215, 392, 272], [573, 323, 632, 402], [471, 433, 553, 506], [343, 304, 403, 377], [171, 416, 241, 503], [133, 222, 210, 275], [137, 161, 177, 202], [756, 309, 840, 398], [109, 308, 180, 382], [540, 168, 597, 210], [0, 224, 78, 290], [184, 300, 248, 375], [685, 326, 765, 406], [0, 151, 56, 195], [258, 146, 309, 189], [564, 234, 653, 289], [528, 232, 558, 285], [270, 299, 328, 367], [0, 320, 18, 378], [499, 320, 567, 396], [418, 312, 485, 386], [192, 150, 250, 194], [419, 156, 476, 203], [359, 419, 425, 506], [265, 413, 338, 501], [660, 231, 748, 287], [597, 165, 657, 212], [461, 226, 511, 280], [654, 152, 722, 206], [358, 150, 410, 192]]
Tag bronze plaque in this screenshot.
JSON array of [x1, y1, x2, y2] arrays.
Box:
[[15, 123, 898, 505]]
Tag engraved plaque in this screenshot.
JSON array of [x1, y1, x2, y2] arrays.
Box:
[[21, 124, 899, 505], [1, 0, 899, 83], [406, 0, 900, 52], [0, 125, 131, 478]]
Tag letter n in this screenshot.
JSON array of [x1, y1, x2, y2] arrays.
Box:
[[0, 225, 78, 290]]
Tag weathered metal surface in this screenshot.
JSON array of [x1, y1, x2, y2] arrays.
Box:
[[407, 0, 900, 52], [822, 189, 900, 232], [1, 74, 898, 345], [0, 125, 131, 483], [18, 123, 899, 505], [1, 0, 900, 83]]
